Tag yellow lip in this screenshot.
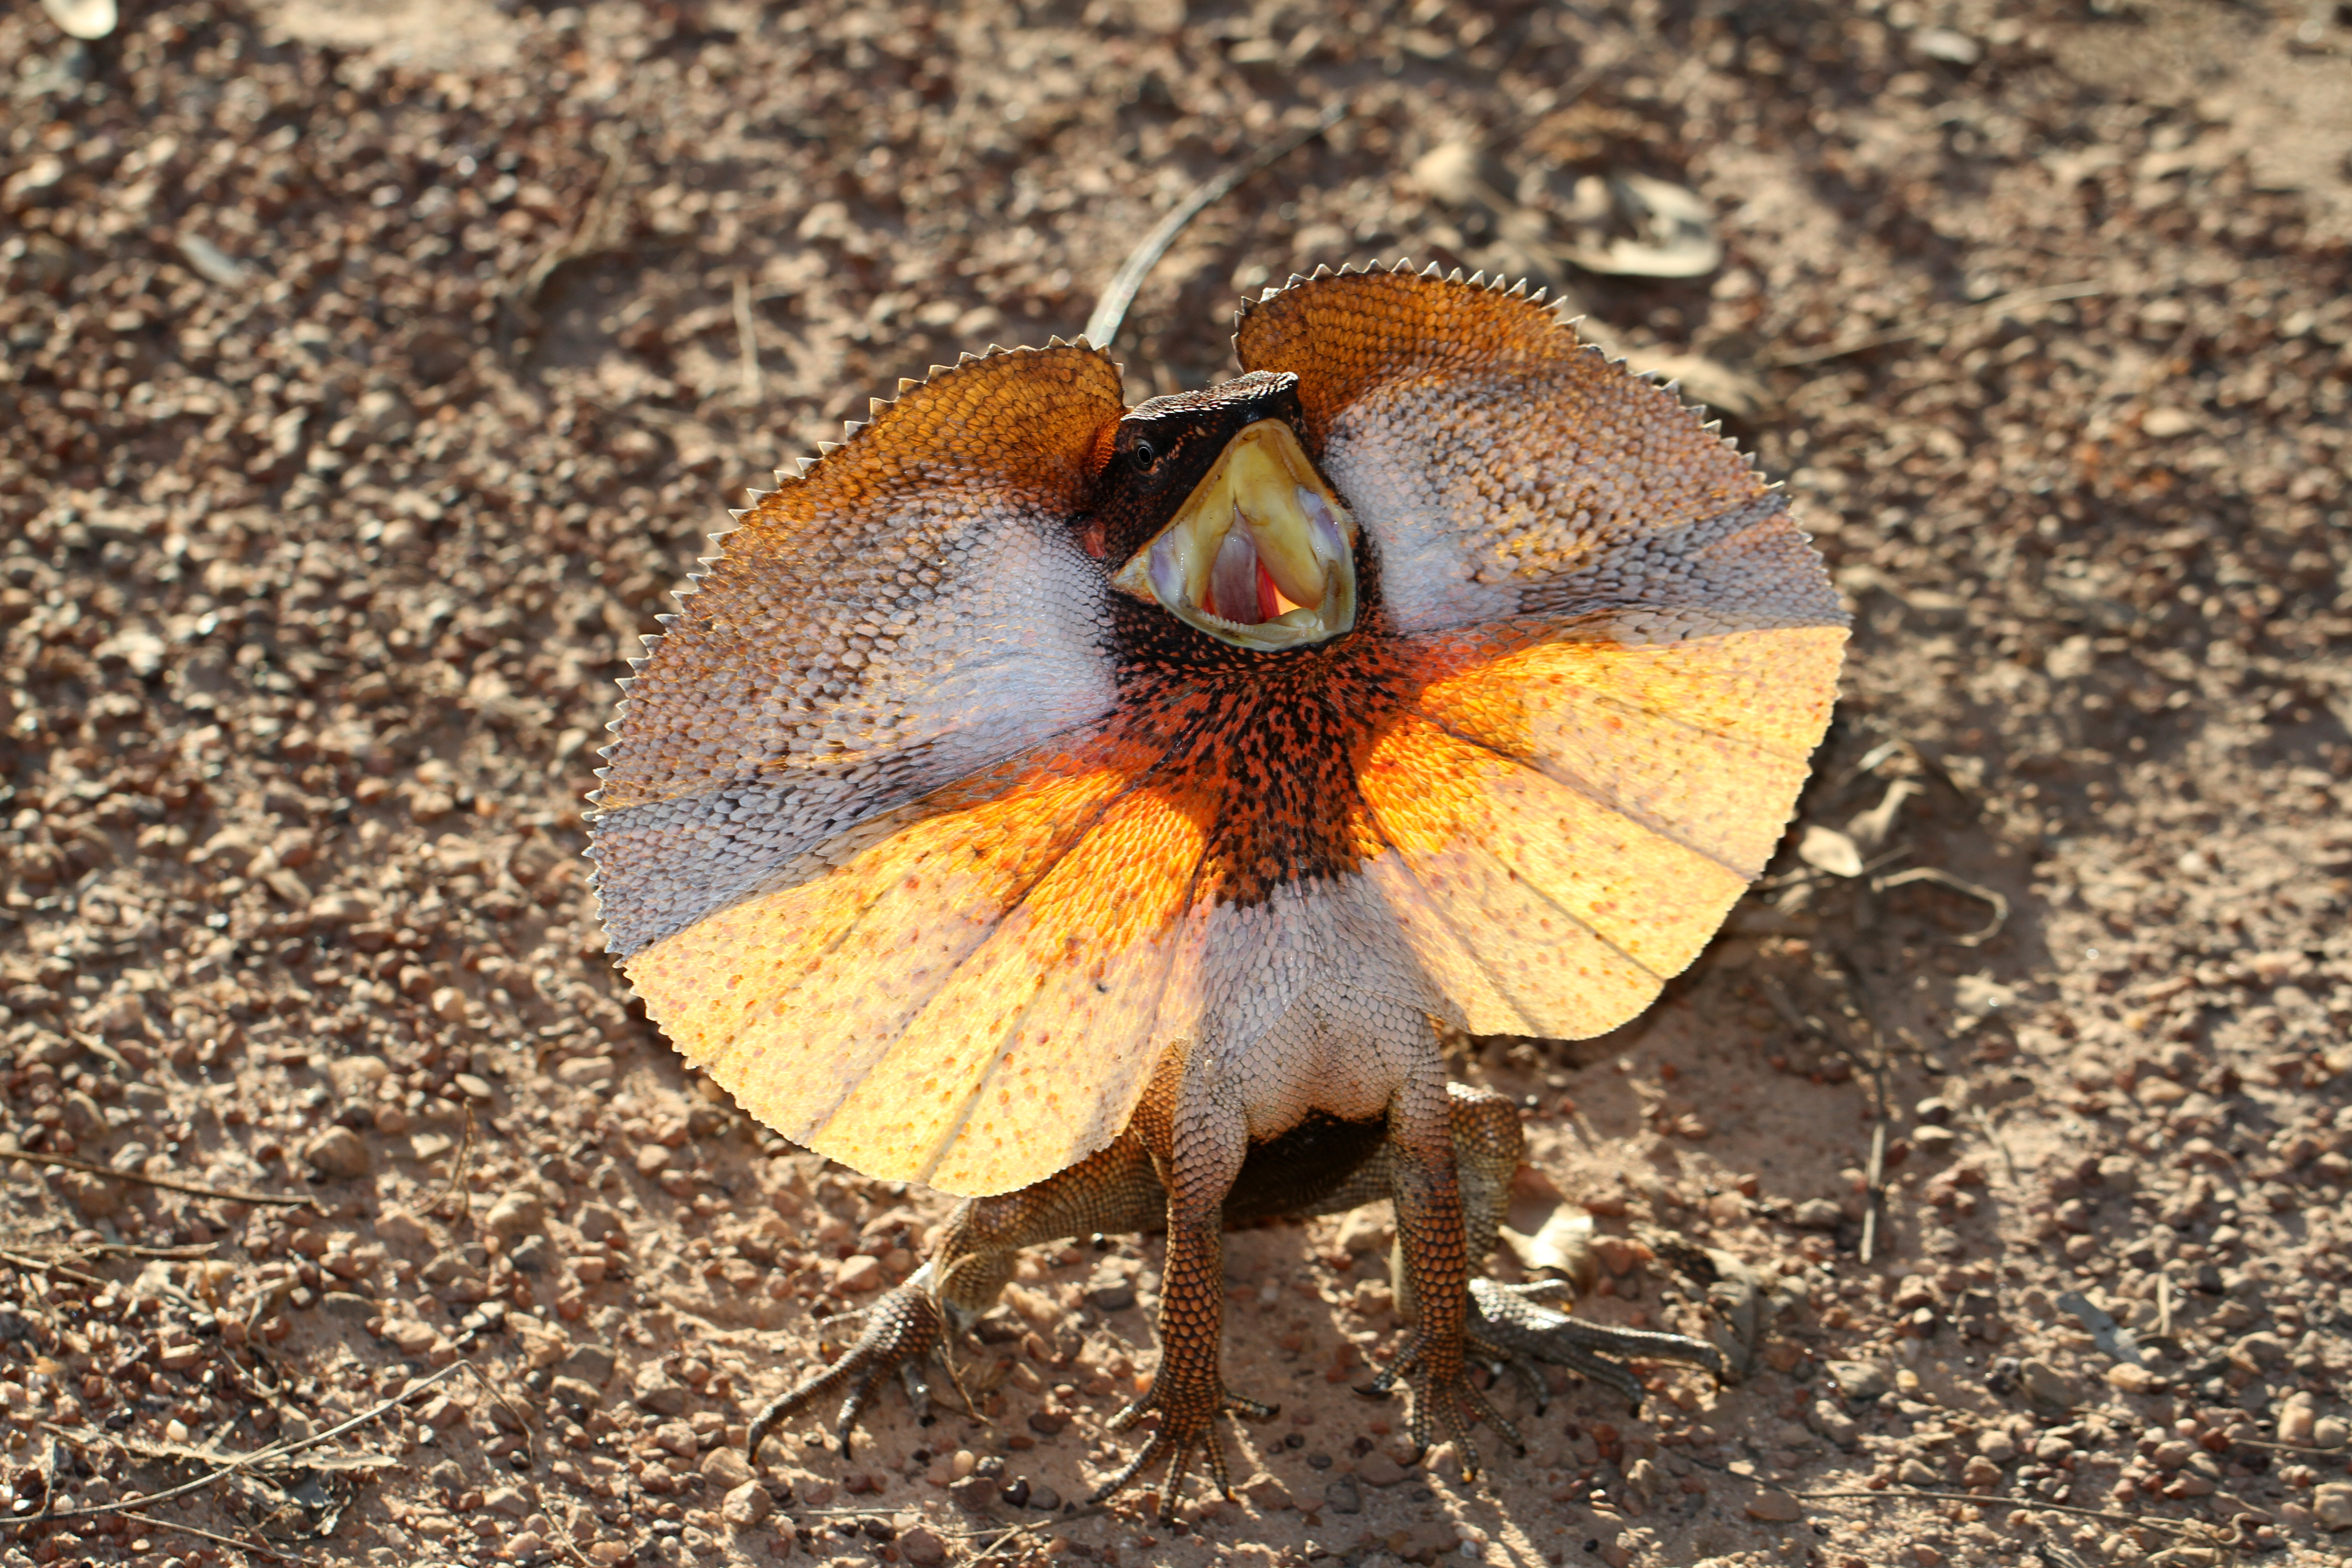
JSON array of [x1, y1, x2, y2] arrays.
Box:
[[1109, 420, 1359, 652]]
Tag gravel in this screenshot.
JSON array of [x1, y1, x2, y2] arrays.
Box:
[[1, 0, 2347, 1563]]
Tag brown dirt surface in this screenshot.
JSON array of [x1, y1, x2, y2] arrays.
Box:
[[3, 1, 2350, 1566]]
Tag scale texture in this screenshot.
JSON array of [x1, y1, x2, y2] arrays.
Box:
[[588, 265, 1848, 1200]]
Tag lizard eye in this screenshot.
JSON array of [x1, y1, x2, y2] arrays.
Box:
[[1131, 438, 1159, 471], [1108, 418, 1358, 652]]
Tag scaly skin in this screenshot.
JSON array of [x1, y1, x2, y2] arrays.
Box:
[[749, 1084, 1724, 1518], [595, 270, 1836, 1524]]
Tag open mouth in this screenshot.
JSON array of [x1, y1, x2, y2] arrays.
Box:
[[1110, 420, 1359, 651]]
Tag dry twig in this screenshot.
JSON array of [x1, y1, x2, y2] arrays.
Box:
[[0, 1145, 313, 1208], [1872, 867, 2009, 947], [1794, 1486, 2230, 1541], [1084, 99, 1350, 348], [1767, 280, 2107, 368], [0, 1361, 468, 1531]]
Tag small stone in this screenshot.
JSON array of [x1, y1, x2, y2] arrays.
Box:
[[574, 1205, 625, 1244], [1026, 1409, 1066, 1435], [1324, 1475, 1363, 1514], [1807, 1400, 1859, 1449], [835, 1255, 884, 1293], [1240, 1472, 1294, 1510], [1334, 1207, 1391, 1254], [2312, 1417, 2348, 1450], [1087, 1278, 1136, 1312], [377, 1206, 432, 1246], [633, 1363, 688, 1416], [61, 1170, 123, 1217], [701, 1446, 754, 1490], [1356, 1452, 1407, 1486], [1025, 1483, 1060, 1511], [1910, 1546, 1944, 1568], [634, 1143, 672, 1175], [1793, 1199, 1845, 1230], [1962, 1455, 2001, 1488], [453, 1072, 493, 1100], [322, 1290, 375, 1320], [2141, 407, 2196, 439], [2105, 1362, 2160, 1395], [2018, 1357, 2079, 1410], [899, 1526, 948, 1566], [1744, 1485, 1803, 1522], [653, 1419, 698, 1457], [482, 1190, 545, 1240], [2313, 1482, 2352, 1532], [550, 1375, 602, 1415], [1826, 1359, 1893, 1402], [1913, 1125, 1958, 1156], [328, 1054, 392, 1096], [484, 1486, 530, 1517], [1976, 1429, 2017, 1463], [559, 1343, 618, 1385], [720, 1480, 773, 1527], [508, 1235, 552, 1273], [304, 1126, 371, 1180], [948, 1475, 996, 1512]]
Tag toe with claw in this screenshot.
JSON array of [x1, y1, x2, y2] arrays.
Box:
[[1087, 1369, 1276, 1520], [748, 1269, 949, 1464], [1465, 1276, 1725, 1414], [1362, 1323, 1523, 1481]]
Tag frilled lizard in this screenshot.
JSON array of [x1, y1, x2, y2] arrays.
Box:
[[585, 265, 1847, 1516]]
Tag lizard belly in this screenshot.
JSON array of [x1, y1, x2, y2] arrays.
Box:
[[1189, 877, 1443, 1144]]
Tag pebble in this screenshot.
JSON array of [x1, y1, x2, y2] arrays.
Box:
[[701, 1447, 754, 1490], [2105, 1362, 2161, 1394], [1357, 1452, 1407, 1486], [2313, 1481, 2352, 1532], [1241, 1472, 1295, 1510], [835, 1255, 884, 1293], [1826, 1359, 1893, 1401], [900, 1526, 948, 1566], [1744, 1485, 1803, 1522], [1793, 1199, 1845, 1230], [304, 1126, 371, 1180], [550, 1376, 602, 1415], [720, 1480, 773, 1527], [482, 1190, 545, 1240], [560, 1343, 618, 1385], [2018, 1357, 2079, 1410], [653, 1420, 699, 1457], [633, 1364, 688, 1416], [453, 1072, 494, 1101], [1324, 1475, 1363, 1514]]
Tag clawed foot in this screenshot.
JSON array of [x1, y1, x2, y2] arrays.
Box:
[[1087, 1372, 1276, 1520], [1359, 1324, 1524, 1481], [748, 1274, 948, 1463], [1465, 1276, 1726, 1414]]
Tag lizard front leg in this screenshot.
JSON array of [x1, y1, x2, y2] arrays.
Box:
[[1088, 1083, 1262, 1520], [749, 1132, 1163, 1462], [1368, 1050, 1521, 1478]]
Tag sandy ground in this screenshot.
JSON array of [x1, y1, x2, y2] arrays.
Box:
[[2, 0, 2350, 1566]]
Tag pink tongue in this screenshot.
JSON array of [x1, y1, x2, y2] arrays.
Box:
[[1208, 524, 1263, 624]]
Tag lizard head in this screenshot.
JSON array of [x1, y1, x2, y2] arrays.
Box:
[[1083, 372, 1360, 654]]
